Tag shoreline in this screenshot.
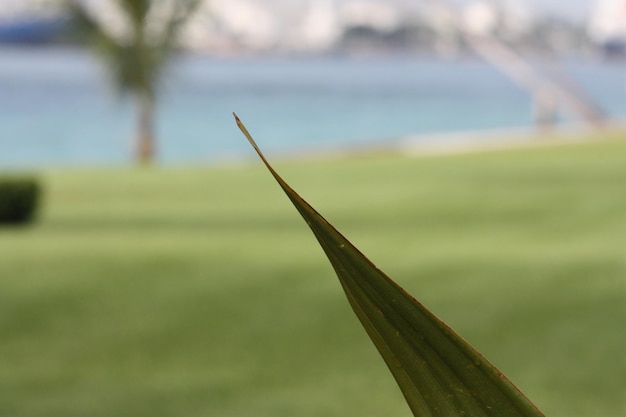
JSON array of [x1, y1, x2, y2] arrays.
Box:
[[3, 122, 624, 171], [257, 120, 625, 165]]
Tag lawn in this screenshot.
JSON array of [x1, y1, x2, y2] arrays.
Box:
[[0, 135, 625, 417]]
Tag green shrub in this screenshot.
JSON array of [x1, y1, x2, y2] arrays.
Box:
[[0, 177, 41, 224]]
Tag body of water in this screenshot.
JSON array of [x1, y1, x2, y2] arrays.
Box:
[[1, 47, 625, 168]]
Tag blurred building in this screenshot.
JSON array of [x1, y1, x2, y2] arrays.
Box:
[[0, 0, 613, 58]]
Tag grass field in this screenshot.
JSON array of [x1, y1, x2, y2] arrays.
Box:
[[1, 135, 625, 417]]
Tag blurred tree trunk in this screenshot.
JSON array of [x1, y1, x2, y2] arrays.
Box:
[[136, 91, 155, 165]]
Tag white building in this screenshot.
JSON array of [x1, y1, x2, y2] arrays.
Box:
[[463, 1, 498, 36], [297, 0, 341, 51], [200, 0, 277, 51]]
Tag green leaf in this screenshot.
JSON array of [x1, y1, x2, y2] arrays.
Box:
[[234, 114, 546, 417]]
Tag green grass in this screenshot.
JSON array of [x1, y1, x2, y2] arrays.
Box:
[[1, 136, 625, 417]]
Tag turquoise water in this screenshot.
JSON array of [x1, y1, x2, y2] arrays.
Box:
[[1, 47, 624, 167]]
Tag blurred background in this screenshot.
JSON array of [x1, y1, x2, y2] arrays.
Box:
[[0, 0, 625, 167], [1, 2, 625, 417]]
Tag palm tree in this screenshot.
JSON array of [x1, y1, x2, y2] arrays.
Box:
[[68, 0, 200, 165]]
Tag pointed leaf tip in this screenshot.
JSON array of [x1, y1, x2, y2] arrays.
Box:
[[235, 116, 546, 417], [234, 113, 263, 157]]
